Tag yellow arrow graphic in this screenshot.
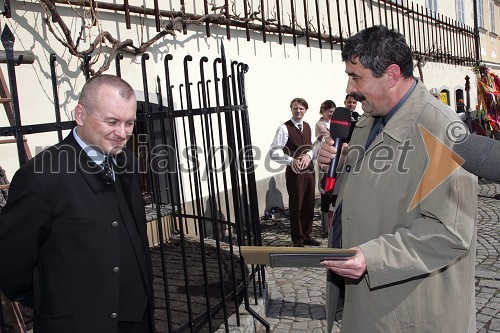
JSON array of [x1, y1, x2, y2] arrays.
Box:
[[408, 125, 465, 211]]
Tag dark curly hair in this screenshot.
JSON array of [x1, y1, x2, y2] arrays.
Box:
[[341, 25, 414, 78]]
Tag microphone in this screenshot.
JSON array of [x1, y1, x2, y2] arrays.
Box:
[[323, 107, 352, 193], [452, 134, 500, 182]]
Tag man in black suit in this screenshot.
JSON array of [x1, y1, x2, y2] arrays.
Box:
[[0, 75, 155, 333]]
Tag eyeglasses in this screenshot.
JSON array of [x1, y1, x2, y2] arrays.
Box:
[[82, 107, 136, 129]]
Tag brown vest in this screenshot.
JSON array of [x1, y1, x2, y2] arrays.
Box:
[[284, 120, 314, 171]]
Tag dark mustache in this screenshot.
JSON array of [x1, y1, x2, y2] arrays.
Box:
[[350, 93, 366, 102]]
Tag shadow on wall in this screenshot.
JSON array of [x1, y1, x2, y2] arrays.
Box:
[[202, 197, 227, 240], [265, 177, 284, 215]]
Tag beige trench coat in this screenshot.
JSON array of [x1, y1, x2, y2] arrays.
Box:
[[326, 80, 478, 333]]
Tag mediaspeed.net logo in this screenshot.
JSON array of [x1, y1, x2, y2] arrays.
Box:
[[408, 124, 466, 211]]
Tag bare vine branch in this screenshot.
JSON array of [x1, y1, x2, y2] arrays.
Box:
[[38, 0, 340, 74]]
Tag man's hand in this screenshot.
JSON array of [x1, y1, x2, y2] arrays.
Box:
[[321, 247, 367, 280], [291, 154, 311, 173], [317, 137, 348, 172]]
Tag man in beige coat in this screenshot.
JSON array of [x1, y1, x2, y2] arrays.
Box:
[[319, 26, 477, 332]]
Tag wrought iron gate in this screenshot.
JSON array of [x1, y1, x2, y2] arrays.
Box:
[[0, 24, 268, 332]]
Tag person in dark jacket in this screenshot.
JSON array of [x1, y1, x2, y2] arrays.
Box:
[[0, 74, 155, 333]]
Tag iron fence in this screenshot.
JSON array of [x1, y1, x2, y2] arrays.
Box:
[[0, 22, 268, 331], [4, 0, 479, 67]]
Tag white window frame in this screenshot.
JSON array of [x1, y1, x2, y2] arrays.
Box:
[[427, 0, 438, 13], [478, 0, 485, 28], [490, 0, 496, 33], [456, 0, 465, 23]]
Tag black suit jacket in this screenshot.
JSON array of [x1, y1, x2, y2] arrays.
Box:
[[0, 133, 155, 333]]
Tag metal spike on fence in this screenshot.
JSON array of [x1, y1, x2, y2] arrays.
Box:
[[1, 24, 26, 166]]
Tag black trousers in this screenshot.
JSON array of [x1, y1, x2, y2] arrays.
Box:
[[320, 194, 337, 213]]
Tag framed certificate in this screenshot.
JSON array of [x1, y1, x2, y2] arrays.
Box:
[[240, 246, 356, 267]]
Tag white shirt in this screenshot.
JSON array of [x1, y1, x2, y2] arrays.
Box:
[[269, 118, 317, 165], [73, 128, 115, 179]]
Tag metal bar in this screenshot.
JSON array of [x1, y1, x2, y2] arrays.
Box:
[[405, 0, 411, 49], [362, 0, 368, 30], [176, 80, 197, 236], [369, 0, 375, 26], [115, 53, 123, 77], [47, 0, 337, 45], [165, 54, 191, 262], [83, 53, 91, 80], [425, 7, 431, 56], [314, 0, 321, 48], [472, 0, 480, 63], [153, 0, 160, 31], [154, 74, 174, 333], [225, 0, 230, 39], [465, 75, 470, 113], [261, 0, 267, 43], [1, 25, 26, 166], [180, 0, 187, 34], [389, 0, 394, 29], [411, 3, 416, 52], [141, 54, 174, 333], [383, 0, 388, 26], [461, 23, 467, 64], [49, 54, 63, 143], [344, 0, 351, 36], [2, 0, 11, 18], [336, 0, 343, 49], [290, 0, 297, 45], [0, 121, 75, 136], [451, 18, 457, 64], [448, 17, 453, 63], [230, 60, 251, 246], [199, 56, 231, 331], [302, 0, 311, 46], [443, 15, 449, 63], [439, 14, 445, 63], [416, 5, 422, 57], [468, 26, 474, 65], [462, 24, 468, 64], [203, 0, 210, 36], [243, 0, 250, 41], [50, 0, 56, 22], [395, 0, 400, 33], [0, 51, 35, 64], [458, 22, 463, 64], [213, 56, 241, 325], [432, 7, 437, 58], [457, 20, 463, 64], [236, 63, 261, 247], [123, 0, 131, 29], [90, 0, 96, 25], [353, 0, 359, 33], [325, 0, 333, 49], [221, 42, 247, 327], [276, 0, 282, 44], [377, 0, 382, 25], [184, 54, 214, 332]]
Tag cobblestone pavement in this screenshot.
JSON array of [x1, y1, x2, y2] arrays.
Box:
[[257, 179, 500, 333]]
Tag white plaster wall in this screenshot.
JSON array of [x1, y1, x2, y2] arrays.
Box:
[[0, 2, 479, 212]]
